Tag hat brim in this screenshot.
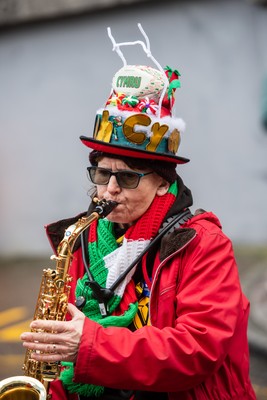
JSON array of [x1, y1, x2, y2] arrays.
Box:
[[80, 136, 190, 165]]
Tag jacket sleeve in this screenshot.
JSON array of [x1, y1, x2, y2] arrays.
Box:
[[73, 224, 244, 392]]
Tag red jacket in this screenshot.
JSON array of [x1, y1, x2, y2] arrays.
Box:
[[48, 211, 256, 400]]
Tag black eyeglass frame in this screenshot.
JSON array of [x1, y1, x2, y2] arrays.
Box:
[[87, 166, 153, 189]]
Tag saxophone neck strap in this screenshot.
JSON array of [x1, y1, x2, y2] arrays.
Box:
[[79, 208, 192, 312]]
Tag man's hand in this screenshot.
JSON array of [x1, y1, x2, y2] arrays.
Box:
[[20, 303, 85, 363]]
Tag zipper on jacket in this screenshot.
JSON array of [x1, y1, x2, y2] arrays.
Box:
[[149, 232, 197, 326]]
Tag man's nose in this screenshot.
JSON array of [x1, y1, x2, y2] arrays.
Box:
[[106, 175, 121, 192]]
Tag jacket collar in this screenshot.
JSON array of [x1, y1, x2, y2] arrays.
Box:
[[159, 227, 196, 262], [159, 210, 222, 261]]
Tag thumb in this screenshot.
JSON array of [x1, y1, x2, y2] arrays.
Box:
[[67, 303, 83, 319]]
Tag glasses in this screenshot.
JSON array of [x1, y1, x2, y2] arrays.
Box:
[[87, 166, 153, 189]]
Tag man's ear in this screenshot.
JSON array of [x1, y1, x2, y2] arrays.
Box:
[[156, 179, 170, 196]]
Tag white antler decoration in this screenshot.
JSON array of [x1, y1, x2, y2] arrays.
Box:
[[107, 23, 169, 119]]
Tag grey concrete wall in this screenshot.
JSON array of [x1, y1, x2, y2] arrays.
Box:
[[1, 0, 267, 256], [0, 0, 153, 26]]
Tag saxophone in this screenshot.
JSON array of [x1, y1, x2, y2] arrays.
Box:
[[0, 199, 118, 400]]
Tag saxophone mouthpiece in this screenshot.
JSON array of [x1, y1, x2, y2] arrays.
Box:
[[94, 199, 118, 218]]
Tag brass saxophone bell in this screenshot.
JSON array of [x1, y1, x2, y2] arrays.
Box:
[[0, 376, 46, 400]]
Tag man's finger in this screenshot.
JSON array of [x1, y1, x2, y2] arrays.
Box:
[[30, 318, 66, 332], [21, 331, 62, 343]]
